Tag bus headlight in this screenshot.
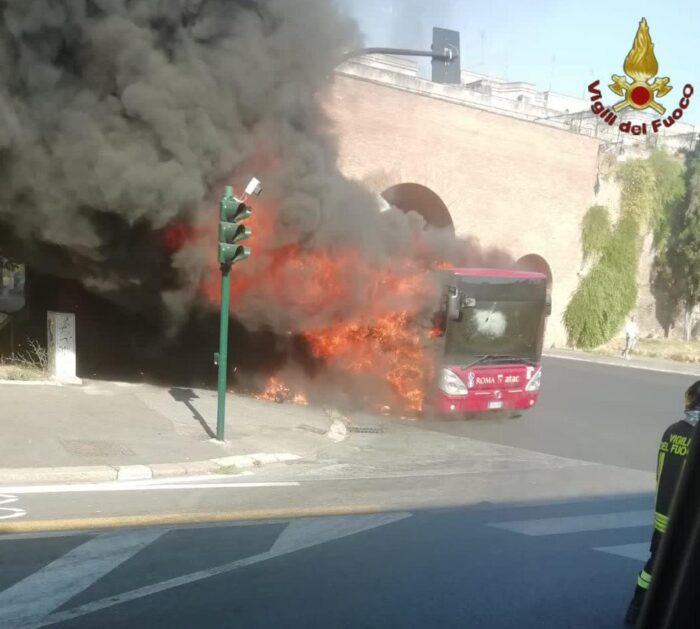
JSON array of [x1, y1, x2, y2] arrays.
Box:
[[438, 369, 468, 396], [525, 368, 542, 392]]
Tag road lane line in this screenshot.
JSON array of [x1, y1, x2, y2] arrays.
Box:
[[543, 353, 700, 376], [0, 480, 299, 495], [0, 504, 390, 534], [489, 510, 652, 535], [595, 543, 650, 561], [38, 512, 411, 628], [0, 529, 163, 628]]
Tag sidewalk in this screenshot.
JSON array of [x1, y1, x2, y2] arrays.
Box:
[[545, 348, 700, 376], [0, 380, 346, 484]]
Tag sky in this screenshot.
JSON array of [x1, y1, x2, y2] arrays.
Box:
[[336, 0, 700, 126]]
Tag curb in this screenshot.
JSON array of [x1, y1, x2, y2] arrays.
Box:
[[544, 350, 700, 376], [0, 452, 302, 486], [0, 379, 60, 387]]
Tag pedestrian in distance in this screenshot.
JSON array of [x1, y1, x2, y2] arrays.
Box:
[[624, 380, 700, 625], [623, 315, 638, 361]]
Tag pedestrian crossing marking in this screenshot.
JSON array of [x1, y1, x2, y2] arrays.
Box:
[[595, 543, 649, 561], [0, 512, 410, 628], [489, 510, 651, 536], [0, 528, 163, 627]]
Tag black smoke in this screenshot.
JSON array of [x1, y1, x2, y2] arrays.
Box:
[[0, 0, 366, 320], [0, 0, 513, 402]]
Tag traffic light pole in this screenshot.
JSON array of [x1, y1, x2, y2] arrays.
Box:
[[215, 183, 255, 441], [216, 262, 231, 441]]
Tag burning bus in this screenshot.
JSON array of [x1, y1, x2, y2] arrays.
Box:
[[425, 268, 551, 417]]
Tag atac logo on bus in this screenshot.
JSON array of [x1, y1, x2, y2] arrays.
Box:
[[587, 18, 694, 136]]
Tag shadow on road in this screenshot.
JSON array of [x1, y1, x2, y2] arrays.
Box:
[[169, 387, 216, 440]]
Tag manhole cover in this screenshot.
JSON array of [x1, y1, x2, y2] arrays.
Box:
[[61, 440, 135, 457], [297, 424, 328, 435], [346, 426, 384, 434]]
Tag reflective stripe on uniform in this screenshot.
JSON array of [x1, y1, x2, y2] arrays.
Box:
[[657, 451, 666, 484], [637, 569, 652, 590], [654, 511, 669, 533]]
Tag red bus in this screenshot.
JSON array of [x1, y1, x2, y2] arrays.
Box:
[[426, 268, 551, 417]]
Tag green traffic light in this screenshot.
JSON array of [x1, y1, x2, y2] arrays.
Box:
[[218, 185, 252, 266], [220, 199, 252, 223], [219, 222, 251, 244], [218, 243, 251, 265]]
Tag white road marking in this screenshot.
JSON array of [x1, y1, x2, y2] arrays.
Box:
[[0, 494, 19, 506], [0, 494, 26, 521], [543, 353, 700, 376], [595, 542, 650, 561], [0, 529, 163, 628], [0, 480, 299, 495], [38, 512, 411, 628], [0, 530, 94, 541], [489, 510, 652, 536]]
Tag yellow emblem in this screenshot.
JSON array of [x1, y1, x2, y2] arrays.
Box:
[[609, 18, 672, 114]]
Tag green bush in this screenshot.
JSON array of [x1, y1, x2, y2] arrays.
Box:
[[617, 159, 656, 226], [564, 160, 651, 348], [580, 205, 611, 261], [564, 217, 639, 348], [647, 149, 685, 245]]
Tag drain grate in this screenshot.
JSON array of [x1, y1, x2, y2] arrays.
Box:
[[297, 424, 328, 435], [346, 425, 384, 434], [61, 440, 135, 457]]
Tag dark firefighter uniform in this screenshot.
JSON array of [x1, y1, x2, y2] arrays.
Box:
[[625, 380, 700, 625]]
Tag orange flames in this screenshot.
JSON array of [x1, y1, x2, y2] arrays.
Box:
[[234, 246, 439, 412], [173, 181, 445, 414], [259, 376, 309, 405], [302, 310, 429, 411]]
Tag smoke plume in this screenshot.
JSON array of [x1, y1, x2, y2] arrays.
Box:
[[0, 0, 509, 325], [0, 1, 514, 409], [0, 0, 364, 314]]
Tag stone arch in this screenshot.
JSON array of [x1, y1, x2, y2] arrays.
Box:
[[381, 183, 454, 232], [515, 253, 553, 290]]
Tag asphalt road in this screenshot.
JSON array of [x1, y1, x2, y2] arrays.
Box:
[[0, 494, 653, 628], [423, 356, 694, 472], [0, 355, 687, 628]]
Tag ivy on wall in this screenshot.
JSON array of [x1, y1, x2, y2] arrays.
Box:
[[564, 159, 656, 348], [580, 205, 611, 262]]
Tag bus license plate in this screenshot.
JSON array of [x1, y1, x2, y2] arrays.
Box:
[[488, 401, 504, 410]]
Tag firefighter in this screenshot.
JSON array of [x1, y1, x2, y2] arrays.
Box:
[[624, 379, 700, 625]]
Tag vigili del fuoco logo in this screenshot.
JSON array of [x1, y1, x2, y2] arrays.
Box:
[[587, 18, 694, 135]]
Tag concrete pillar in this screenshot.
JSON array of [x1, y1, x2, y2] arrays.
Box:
[[47, 311, 82, 385]]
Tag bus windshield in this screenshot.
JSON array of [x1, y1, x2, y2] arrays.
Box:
[[439, 274, 548, 364], [444, 299, 545, 364]]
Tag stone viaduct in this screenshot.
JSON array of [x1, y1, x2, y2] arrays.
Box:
[[321, 58, 609, 346]]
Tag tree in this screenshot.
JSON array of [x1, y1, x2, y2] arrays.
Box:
[[675, 148, 700, 339], [661, 146, 700, 340], [564, 159, 654, 349], [649, 150, 686, 337]]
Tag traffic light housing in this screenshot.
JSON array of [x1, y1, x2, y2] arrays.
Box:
[[431, 27, 461, 84], [218, 185, 251, 266]]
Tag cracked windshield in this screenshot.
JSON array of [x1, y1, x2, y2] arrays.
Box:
[[1, 1, 699, 628]]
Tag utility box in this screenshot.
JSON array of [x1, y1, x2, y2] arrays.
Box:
[[47, 311, 82, 385]]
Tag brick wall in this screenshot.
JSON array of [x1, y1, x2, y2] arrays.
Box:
[[322, 75, 603, 346]]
